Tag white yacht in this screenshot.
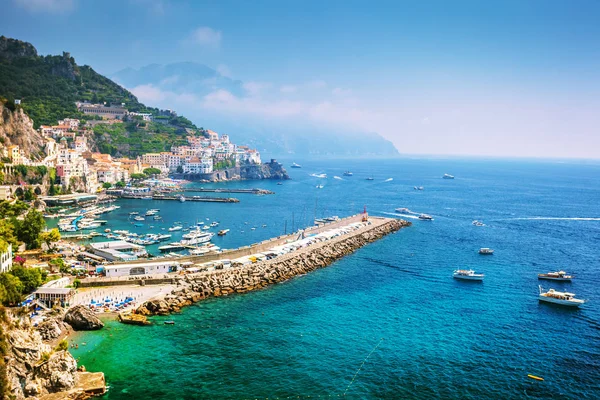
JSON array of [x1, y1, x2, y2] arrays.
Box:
[[291, 163, 302, 168], [538, 271, 573, 282], [183, 228, 211, 240], [395, 208, 411, 214], [418, 214, 433, 220], [168, 225, 183, 232], [453, 269, 484, 281], [181, 232, 214, 245], [479, 248, 494, 255], [443, 174, 455, 179], [539, 286, 585, 307], [134, 216, 145, 221], [472, 220, 485, 227]]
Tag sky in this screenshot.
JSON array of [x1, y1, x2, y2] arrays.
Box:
[[2, 0, 600, 158]]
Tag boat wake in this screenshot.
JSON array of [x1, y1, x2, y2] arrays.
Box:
[[380, 211, 420, 219], [310, 173, 327, 179], [507, 217, 600, 221], [333, 176, 343, 180], [384, 178, 393, 182]]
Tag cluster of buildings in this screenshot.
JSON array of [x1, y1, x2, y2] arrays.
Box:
[[142, 130, 261, 174]]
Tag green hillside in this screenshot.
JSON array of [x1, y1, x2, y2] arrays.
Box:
[[0, 36, 200, 157]]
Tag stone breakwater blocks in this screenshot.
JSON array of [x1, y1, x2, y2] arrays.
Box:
[[138, 220, 408, 315]]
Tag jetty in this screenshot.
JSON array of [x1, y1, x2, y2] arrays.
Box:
[[120, 194, 239, 203], [185, 188, 274, 195]]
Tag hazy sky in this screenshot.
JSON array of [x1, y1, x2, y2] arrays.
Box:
[[2, 0, 600, 158]]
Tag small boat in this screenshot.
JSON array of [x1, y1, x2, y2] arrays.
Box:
[[472, 220, 485, 227], [395, 208, 411, 214], [528, 375, 544, 381], [179, 196, 186, 202], [418, 214, 433, 220], [168, 226, 183, 232], [218, 229, 230, 236], [153, 215, 162, 220], [538, 286, 585, 307], [414, 186, 424, 190], [479, 248, 494, 255], [453, 269, 484, 281], [343, 171, 353, 176], [210, 222, 219, 227], [134, 216, 145, 221], [202, 225, 210, 230], [291, 163, 302, 168], [366, 176, 374, 181], [443, 173, 455, 179], [277, 182, 283, 185], [164, 321, 175, 325], [129, 212, 139, 215], [316, 184, 324, 189], [538, 271, 572, 282]]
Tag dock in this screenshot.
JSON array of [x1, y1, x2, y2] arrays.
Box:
[[184, 188, 274, 195], [121, 194, 240, 203]]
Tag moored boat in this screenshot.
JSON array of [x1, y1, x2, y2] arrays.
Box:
[[453, 269, 484, 281], [479, 248, 494, 255], [343, 171, 353, 176], [418, 214, 433, 220], [218, 229, 230, 236], [443, 173, 455, 179], [538, 271, 572, 281], [538, 286, 584, 307]]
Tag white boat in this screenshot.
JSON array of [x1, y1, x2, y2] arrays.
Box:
[[538, 271, 573, 281], [134, 216, 145, 221], [181, 232, 214, 245], [210, 222, 219, 227], [202, 225, 210, 230], [418, 214, 433, 220], [156, 234, 172, 241], [453, 269, 484, 281], [145, 210, 158, 216], [395, 208, 411, 214], [539, 286, 585, 307], [218, 229, 230, 236], [129, 212, 139, 215], [179, 196, 186, 202], [168, 225, 183, 232], [343, 171, 353, 176], [316, 184, 324, 189], [472, 220, 485, 227], [443, 174, 455, 179], [479, 248, 494, 255], [291, 163, 302, 168], [183, 228, 213, 240]]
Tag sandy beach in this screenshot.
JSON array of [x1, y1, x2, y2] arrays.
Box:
[[71, 284, 176, 313]]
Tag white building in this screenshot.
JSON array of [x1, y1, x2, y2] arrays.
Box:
[[103, 260, 181, 278], [182, 157, 213, 174], [0, 244, 12, 274]]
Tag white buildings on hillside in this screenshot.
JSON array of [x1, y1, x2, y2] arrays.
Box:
[[0, 244, 12, 274]]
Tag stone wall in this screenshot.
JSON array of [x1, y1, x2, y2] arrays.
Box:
[[137, 218, 409, 316]]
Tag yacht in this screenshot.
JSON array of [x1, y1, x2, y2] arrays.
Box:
[[538, 271, 573, 281], [156, 234, 172, 241], [316, 184, 324, 189], [202, 225, 210, 230], [183, 228, 211, 240], [210, 222, 219, 227], [168, 225, 183, 232], [181, 232, 214, 245], [343, 171, 353, 176], [133, 216, 145, 221], [291, 163, 302, 168], [366, 176, 374, 181], [395, 208, 411, 214], [153, 215, 162, 220], [414, 186, 424, 190], [218, 229, 230, 236], [443, 174, 455, 179], [129, 212, 139, 215], [145, 210, 158, 216], [418, 214, 433, 220], [453, 269, 484, 281], [539, 286, 585, 307], [479, 248, 494, 255], [472, 220, 485, 227]]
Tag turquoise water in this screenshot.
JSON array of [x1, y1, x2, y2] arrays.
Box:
[[71, 158, 600, 399]]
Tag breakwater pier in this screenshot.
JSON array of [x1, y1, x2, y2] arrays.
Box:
[[184, 188, 274, 195], [120, 194, 240, 203], [80, 215, 410, 313]]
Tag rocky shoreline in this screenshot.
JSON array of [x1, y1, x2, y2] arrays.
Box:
[[137, 218, 409, 316]]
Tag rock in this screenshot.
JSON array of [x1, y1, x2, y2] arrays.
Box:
[[64, 305, 104, 331], [37, 318, 68, 341], [25, 381, 41, 396], [39, 351, 78, 391]]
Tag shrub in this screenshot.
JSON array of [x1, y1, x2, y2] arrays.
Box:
[[55, 339, 68, 352]]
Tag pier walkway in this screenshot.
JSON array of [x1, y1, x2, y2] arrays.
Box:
[[184, 188, 274, 195]]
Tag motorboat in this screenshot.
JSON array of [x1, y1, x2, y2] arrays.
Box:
[[479, 248, 494, 255], [539, 286, 585, 307], [210, 222, 219, 227], [414, 186, 424, 190], [168, 225, 183, 232], [179, 196, 186, 202], [343, 171, 353, 176], [129, 212, 139, 215], [395, 208, 411, 214], [156, 234, 172, 241], [183, 228, 212, 240], [538, 271, 573, 281], [453, 269, 484, 281], [443, 174, 455, 179], [418, 214, 433, 220], [202, 225, 210, 230], [218, 229, 230, 236], [153, 215, 162, 220], [181, 232, 214, 245], [291, 163, 302, 168], [366, 176, 374, 181], [324, 216, 340, 222], [134, 216, 145, 221], [472, 220, 485, 227], [316, 184, 324, 189]]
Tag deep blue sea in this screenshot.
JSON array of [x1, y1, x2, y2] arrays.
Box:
[[71, 157, 600, 399]]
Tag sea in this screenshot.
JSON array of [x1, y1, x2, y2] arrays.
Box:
[[69, 157, 600, 399]]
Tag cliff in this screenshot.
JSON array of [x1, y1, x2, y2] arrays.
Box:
[[175, 159, 290, 182], [0, 102, 46, 161]]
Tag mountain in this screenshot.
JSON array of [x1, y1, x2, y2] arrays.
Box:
[[111, 62, 399, 157], [0, 36, 198, 157]]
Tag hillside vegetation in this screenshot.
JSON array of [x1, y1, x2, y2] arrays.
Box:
[[0, 36, 200, 157]]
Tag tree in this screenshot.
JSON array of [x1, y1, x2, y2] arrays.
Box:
[[176, 165, 183, 173], [24, 187, 35, 201], [48, 258, 65, 273], [11, 266, 43, 294], [40, 228, 61, 251], [73, 278, 81, 289], [143, 167, 161, 176], [0, 273, 23, 305], [0, 220, 19, 249], [16, 209, 45, 249], [130, 173, 146, 180], [102, 182, 112, 189], [115, 180, 125, 188]]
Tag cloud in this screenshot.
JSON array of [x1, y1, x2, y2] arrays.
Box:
[[188, 26, 222, 48], [280, 85, 297, 93], [332, 87, 352, 97], [242, 81, 271, 97], [216, 64, 232, 78], [13, 0, 75, 13]]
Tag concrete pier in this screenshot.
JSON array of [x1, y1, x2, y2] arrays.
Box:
[[184, 188, 274, 195]]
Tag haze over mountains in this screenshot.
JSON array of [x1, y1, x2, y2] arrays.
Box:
[[112, 62, 399, 157]]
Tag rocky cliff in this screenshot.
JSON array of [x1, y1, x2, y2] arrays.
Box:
[[0, 103, 46, 161], [137, 218, 409, 316], [175, 159, 290, 182]]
